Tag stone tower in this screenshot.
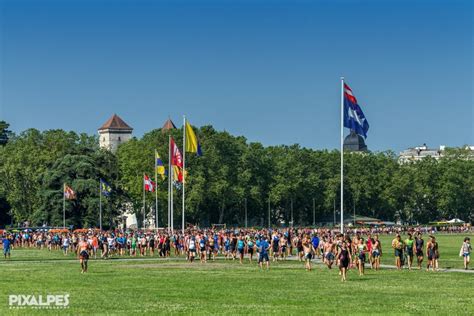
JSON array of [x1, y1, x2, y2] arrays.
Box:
[[98, 114, 133, 152]]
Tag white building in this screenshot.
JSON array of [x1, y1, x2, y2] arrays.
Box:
[[399, 143, 474, 163], [98, 114, 133, 152]]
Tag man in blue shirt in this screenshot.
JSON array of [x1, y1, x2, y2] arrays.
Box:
[[3, 235, 11, 259], [311, 234, 320, 258], [258, 236, 270, 270]]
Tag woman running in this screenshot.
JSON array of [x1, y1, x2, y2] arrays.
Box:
[[392, 234, 404, 270], [338, 242, 351, 282], [237, 236, 245, 264], [247, 237, 255, 262], [405, 233, 415, 270], [415, 233, 424, 270], [357, 238, 367, 276], [426, 235, 439, 271], [460, 237, 471, 270], [188, 236, 197, 263], [372, 235, 382, 271]]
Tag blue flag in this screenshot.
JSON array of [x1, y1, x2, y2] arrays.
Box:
[[100, 179, 111, 196], [343, 83, 369, 138]]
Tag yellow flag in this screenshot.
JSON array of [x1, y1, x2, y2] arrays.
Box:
[[185, 121, 202, 155]]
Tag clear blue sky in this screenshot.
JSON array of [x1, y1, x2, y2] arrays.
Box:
[[0, 0, 472, 152]]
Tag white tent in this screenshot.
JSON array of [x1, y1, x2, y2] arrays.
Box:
[[447, 218, 465, 223]]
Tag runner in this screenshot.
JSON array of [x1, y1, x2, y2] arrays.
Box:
[[372, 234, 382, 271], [405, 233, 415, 270], [311, 233, 320, 259], [2, 234, 11, 259], [247, 236, 255, 262], [199, 234, 207, 263], [426, 235, 439, 271], [237, 235, 245, 264], [188, 235, 197, 263], [224, 235, 230, 260], [392, 234, 404, 270], [91, 234, 99, 259], [296, 235, 304, 262], [366, 234, 373, 268], [148, 233, 155, 256], [323, 237, 335, 269], [302, 235, 315, 271], [280, 235, 287, 260], [415, 233, 424, 270], [271, 232, 280, 262], [357, 238, 367, 276], [77, 236, 90, 274], [338, 241, 351, 282], [62, 234, 70, 256], [460, 237, 471, 270], [230, 233, 237, 260], [257, 236, 270, 270]]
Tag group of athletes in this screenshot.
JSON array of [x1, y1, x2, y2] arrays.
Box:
[[2, 228, 472, 279]]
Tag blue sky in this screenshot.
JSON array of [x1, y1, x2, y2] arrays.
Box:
[[0, 0, 472, 152]]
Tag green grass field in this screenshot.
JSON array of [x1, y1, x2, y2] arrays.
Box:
[[1, 233, 473, 315]]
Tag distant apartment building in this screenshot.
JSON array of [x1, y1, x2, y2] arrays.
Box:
[[399, 143, 474, 163]]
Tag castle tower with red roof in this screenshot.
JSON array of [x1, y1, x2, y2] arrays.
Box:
[[98, 114, 133, 152]]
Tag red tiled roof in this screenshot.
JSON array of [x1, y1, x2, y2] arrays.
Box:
[[98, 114, 133, 131], [162, 118, 177, 131]]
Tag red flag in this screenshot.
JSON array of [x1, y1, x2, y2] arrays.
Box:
[[64, 184, 76, 200], [170, 137, 183, 168], [144, 174, 155, 192]]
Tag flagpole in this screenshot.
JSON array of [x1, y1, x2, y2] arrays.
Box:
[[63, 183, 66, 229], [182, 115, 186, 235], [143, 173, 146, 231], [168, 136, 171, 233], [99, 180, 102, 231], [170, 158, 174, 234], [155, 151, 159, 230], [167, 135, 172, 232], [340, 76, 344, 234]]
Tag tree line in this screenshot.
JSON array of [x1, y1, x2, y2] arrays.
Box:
[[0, 121, 472, 228]]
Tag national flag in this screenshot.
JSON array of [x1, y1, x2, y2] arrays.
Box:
[[100, 179, 112, 196], [343, 83, 370, 138], [155, 151, 167, 180], [144, 174, 155, 192], [172, 165, 184, 183], [64, 184, 76, 200], [185, 121, 202, 156], [170, 137, 183, 168]]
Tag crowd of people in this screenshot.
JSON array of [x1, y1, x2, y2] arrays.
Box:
[[1, 226, 472, 279]]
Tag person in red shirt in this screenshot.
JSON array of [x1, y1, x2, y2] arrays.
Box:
[[366, 234, 373, 268], [91, 235, 99, 259]]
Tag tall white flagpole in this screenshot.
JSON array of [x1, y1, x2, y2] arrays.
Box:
[[63, 183, 66, 229], [99, 180, 102, 231], [143, 173, 146, 230], [340, 76, 345, 234], [155, 151, 159, 230], [182, 115, 186, 235], [170, 158, 174, 234], [168, 136, 171, 233]]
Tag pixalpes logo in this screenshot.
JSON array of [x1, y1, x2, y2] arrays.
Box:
[[9, 294, 70, 309]]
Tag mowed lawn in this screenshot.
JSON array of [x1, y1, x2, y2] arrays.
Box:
[[0, 257, 473, 315], [0, 233, 472, 315]]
